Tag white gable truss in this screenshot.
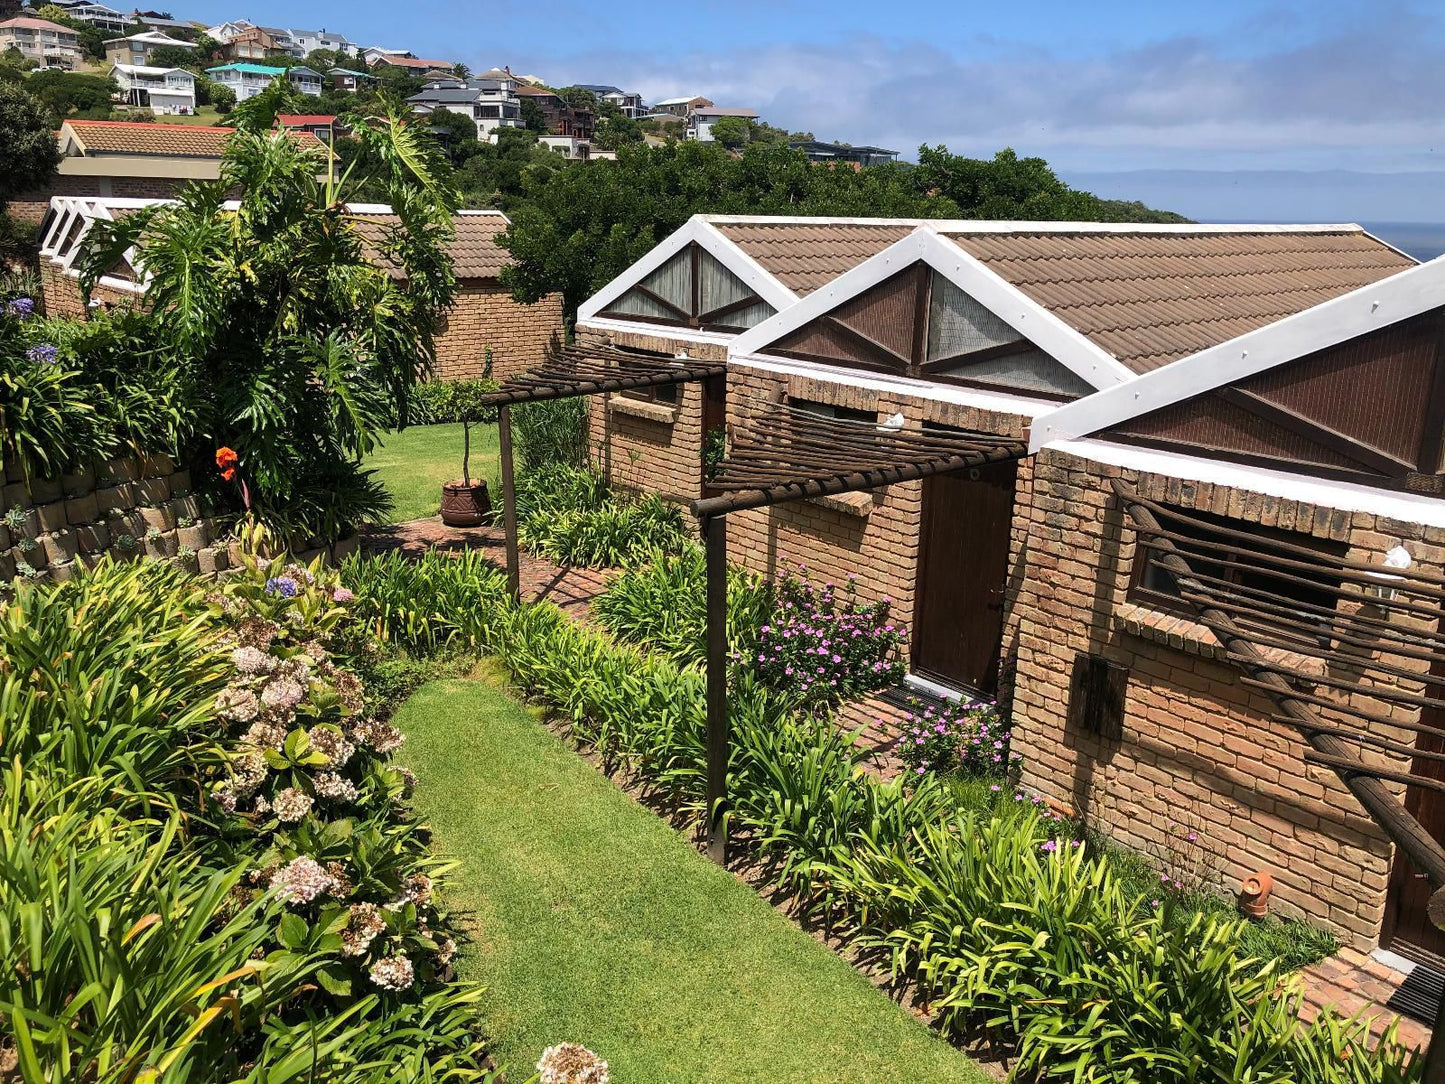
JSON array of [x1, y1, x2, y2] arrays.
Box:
[[40, 196, 157, 295], [728, 226, 1139, 391], [1030, 254, 1445, 453], [577, 215, 807, 345]]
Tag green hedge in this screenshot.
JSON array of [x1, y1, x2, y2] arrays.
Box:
[[1, 554, 499, 1081], [343, 550, 1422, 1084]]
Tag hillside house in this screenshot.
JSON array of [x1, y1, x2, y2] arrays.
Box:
[[0, 15, 81, 67], [687, 105, 757, 142], [514, 84, 595, 140], [110, 62, 195, 114], [790, 140, 900, 167], [48, 0, 127, 33], [652, 95, 711, 117], [103, 29, 193, 66], [575, 83, 644, 118], [408, 77, 523, 141]]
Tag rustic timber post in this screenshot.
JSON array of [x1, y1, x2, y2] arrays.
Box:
[[497, 403, 521, 602], [704, 511, 728, 864]]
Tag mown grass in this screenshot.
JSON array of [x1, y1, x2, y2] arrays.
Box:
[[396, 675, 991, 1084], [363, 422, 500, 524]]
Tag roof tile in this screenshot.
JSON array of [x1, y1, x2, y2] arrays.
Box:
[[945, 230, 1416, 372], [63, 120, 325, 158], [709, 221, 916, 295]]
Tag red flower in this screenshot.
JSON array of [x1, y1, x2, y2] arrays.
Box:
[[221, 467, 236, 482], [216, 446, 238, 471]]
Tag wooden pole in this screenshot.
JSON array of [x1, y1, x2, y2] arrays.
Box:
[[704, 512, 728, 864], [497, 404, 520, 603]]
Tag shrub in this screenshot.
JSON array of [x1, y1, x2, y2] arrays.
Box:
[[514, 464, 689, 567], [512, 396, 589, 471], [751, 570, 906, 708], [0, 556, 499, 1080], [892, 695, 1015, 778]]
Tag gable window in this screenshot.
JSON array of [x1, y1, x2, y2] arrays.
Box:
[[1128, 506, 1347, 636], [601, 242, 775, 332]]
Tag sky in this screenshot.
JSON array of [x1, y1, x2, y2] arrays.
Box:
[[191, 0, 1445, 223]]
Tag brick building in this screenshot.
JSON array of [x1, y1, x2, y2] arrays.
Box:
[[576, 215, 1445, 958], [36, 198, 562, 381]]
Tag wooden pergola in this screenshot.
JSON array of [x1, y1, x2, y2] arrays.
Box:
[[691, 400, 1029, 859], [1115, 481, 1445, 1067], [478, 343, 727, 599]]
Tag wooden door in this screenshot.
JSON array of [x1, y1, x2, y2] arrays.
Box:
[[911, 462, 1017, 694], [1384, 690, 1445, 965]]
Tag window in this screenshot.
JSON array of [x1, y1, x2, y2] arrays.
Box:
[[615, 345, 680, 406], [1129, 505, 1347, 634]]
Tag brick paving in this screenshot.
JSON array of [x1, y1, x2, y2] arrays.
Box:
[[361, 514, 1434, 1056]]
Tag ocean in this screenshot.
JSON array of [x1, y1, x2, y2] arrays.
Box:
[[1360, 222, 1445, 262]]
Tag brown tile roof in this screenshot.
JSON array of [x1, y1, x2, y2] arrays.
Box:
[[944, 229, 1417, 373], [63, 120, 325, 158], [710, 220, 918, 296], [353, 211, 510, 280]]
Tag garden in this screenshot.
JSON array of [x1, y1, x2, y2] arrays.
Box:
[[0, 95, 1429, 1084]]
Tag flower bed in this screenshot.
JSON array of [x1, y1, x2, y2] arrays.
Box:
[[344, 550, 1422, 1084]]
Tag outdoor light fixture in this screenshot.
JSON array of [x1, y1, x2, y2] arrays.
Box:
[[1365, 545, 1413, 602]]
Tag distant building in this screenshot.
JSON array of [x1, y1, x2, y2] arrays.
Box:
[[110, 62, 195, 113], [48, 0, 128, 34], [205, 61, 323, 100], [277, 113, 339, 142], [372, 53, 454, 74], [215, 25, 298, 61], [790, 140, 900, 167], [127, 9, 193, 32], [652, 95, 711, 117], [408, 76, 523, 141], [574, 83, 643, 118], [103, 30, 193, 67], [359, 45, 409, 65], [515, 84, 594, 140], [328, 66, 374, 91], [686, 105, 757, 142], [0, 15, 82, 67], [285, 27, 355, 56]]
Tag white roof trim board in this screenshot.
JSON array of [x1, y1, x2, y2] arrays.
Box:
[[732, 351, 1061, 419], [1030, 255, 1445, 452], [1046, 437, 1445, 529], [576, 215, 797, 326], [728, 227, 1139, 391]]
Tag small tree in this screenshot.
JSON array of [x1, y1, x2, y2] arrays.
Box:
[[0, 83, 61, 214], [446, 379, 494, 486], [709, 115, 749, 149]]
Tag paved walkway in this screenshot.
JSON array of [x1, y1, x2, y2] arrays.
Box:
[[361, 515, 1434, 1056]]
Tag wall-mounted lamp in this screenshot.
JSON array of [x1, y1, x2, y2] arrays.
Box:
[[1365, 545, 1413, 602]]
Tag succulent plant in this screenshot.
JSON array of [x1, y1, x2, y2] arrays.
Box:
[[115, 533, 137, 552], [4, 507, 25, 531], [178, 516, 196, 528], [145, 526, 163, 540], [18, 537, 37, 553]]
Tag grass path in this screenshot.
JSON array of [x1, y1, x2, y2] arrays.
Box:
[[396, 678, 989, 1084], [363, 422, 500, 523]]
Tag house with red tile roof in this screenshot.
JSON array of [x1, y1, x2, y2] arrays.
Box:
[[0, 15, 82, 67]]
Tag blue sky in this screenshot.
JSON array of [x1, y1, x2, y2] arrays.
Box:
[[191, 0, 1445, 221]]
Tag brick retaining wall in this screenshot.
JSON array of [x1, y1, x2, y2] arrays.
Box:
[[433, 283, 564, 383]]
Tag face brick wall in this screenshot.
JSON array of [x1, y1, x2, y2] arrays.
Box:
[[432, 283, 564, 383], [8, 176, 191, 225], [39, 262, 137, 319], [724, 364, 1037, 701], [576, 324, 726, 502], [1011, 446, 1445, 949]]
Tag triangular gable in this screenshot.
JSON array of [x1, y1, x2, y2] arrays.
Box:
[[577, 216, 795, 337], [731, 229, 1135, 394], [1106, 309, 1445, 483], [1031, 255, 1445, 453]]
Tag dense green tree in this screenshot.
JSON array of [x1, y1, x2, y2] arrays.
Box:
[[146, 43, 194, 69], [518, 95, 545, 133], [553, 85, 597, 112], [592, 112, 641, 151], [708, 115, 749, 149], [424, 106, 483, 166], [0, 81, 60, 213], [455, 125, 559, 209], [26, 70, 117, 121], [192, 33, 222, 63]]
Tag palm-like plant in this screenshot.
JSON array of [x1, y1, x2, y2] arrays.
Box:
[[78, 103, 459, 547]]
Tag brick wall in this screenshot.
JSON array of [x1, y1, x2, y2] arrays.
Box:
[[576, 325, 725, 502], [0, 454, 232, 583], [8, 176, 190, 225], [724, 366, 1037, 697], [39, 262, 137, 319], [1011, 447, 1445, 949], [433, 282, 564, 382]]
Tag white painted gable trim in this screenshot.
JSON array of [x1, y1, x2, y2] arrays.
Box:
[[1047, 437, 1445, 529], [728, 229, 1138, 390], [1030, 256, 1445, 452], [731, 351, 1060, 419], [576, 215, 797, 324], [575, 316, 739, 347]]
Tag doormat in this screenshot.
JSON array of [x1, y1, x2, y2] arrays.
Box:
[[878, 683, 955, 715], [1386, 961, 1445, 1026]]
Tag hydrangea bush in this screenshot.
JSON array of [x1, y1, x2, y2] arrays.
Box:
[[208, 543, 460, 997], [749, 569, 905, 709]]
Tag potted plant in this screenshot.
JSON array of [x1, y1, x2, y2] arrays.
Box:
[[440, 378, 495, 527]]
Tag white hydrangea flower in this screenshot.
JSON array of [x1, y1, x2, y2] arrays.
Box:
[[272, 787, 312, 823], [368, 953, 415, 991], [537, 1043, 609, 1084], [269, 856, 337, 905]]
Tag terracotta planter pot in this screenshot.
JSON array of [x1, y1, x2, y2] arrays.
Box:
[[440, 480, 492, 527]]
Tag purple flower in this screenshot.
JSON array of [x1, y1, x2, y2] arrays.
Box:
[[331, 586, 354, 603], [6, 297, 34, 318], [265, 575, 299, 598], [26, 343, 58, 365], [1041, 840, 1058, 853]]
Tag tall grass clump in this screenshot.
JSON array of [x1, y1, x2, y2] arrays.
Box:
[[514, 464, 689, 567], [0, 553, 499, 1081], [345, 549, 1422, 1084]]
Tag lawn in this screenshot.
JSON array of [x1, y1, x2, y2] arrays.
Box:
[[153, 106, 226, 126], [363, 421, 500, 523], [397, 677, 990, 1084]]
